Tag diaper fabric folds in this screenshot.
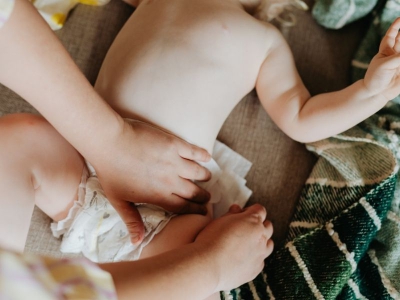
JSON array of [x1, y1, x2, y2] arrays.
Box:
[[51, 140, 252, 262]]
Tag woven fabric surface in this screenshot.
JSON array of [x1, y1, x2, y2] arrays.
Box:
[[224, 117, 400, 299], [223, 2, 400, 299]]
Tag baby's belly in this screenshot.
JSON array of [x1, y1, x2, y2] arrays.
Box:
[[94, 13, 263, 152], [102, 82, 240, 154]]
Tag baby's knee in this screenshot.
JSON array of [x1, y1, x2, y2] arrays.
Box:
[[0, 114, 84, 221], [0, 113, 79, 162], [0, 114, 67, 167], [0, 113, 50, 141], [0, 114, 65, 186], [0, 114, 41, 157]]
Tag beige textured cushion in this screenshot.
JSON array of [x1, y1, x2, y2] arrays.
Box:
[[0, 0, 368, 256]]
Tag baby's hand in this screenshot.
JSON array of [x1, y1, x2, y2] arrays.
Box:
[[363, 18, 400, 101], [195, 204, 274, 293]]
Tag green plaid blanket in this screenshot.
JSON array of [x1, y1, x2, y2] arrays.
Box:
[[223, 1, 400, 299]]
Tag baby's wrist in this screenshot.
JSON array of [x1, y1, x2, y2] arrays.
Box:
[[359, 79, 388, 103], [360, 79, 376, 97]]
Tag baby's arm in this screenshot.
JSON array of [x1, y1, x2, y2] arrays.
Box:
[[102, 204, 273, 300], [257, 20, 400, 143]]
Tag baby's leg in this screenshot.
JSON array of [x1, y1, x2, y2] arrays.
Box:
[[140, 204, 220, 300], [0, 114, 84, 252], [140, 202, 213, 259]]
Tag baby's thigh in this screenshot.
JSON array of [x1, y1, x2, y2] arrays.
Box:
[[140, 213, 212, 259], [0, 114, 84, 251], [0, 114, 84, 221]]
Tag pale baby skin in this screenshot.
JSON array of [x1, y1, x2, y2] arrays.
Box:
[[95, 0, 400, 153], [94, 9, 400, 299], [95, 0, 278, 153], [1, 0, 399, 298]]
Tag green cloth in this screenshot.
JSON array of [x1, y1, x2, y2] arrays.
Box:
[[350, 0, 400, 105], [312, 0, 378, 29], [223, 120, 400, 299], [222, 1, 400, 299]]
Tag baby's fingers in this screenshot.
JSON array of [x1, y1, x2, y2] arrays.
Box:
[[380, 18, 400, 53], [264, 220, 273, 240], [177, 140, 211, 162], [386, 18, 400, 39], [265, 239, 274, 258], [394, 25, 400, 53]]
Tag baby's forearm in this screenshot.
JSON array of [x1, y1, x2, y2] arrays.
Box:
[[0, 0, 123, 163], [281, 80, 386, 143], [100, 243, 219, 300]]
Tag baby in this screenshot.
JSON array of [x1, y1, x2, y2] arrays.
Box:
[[50, 0, 301, 265], [96, 0, 400, 147], [53, 0, 400, 261], [1, 0, 400, 298], [90, 0, 400, 259]]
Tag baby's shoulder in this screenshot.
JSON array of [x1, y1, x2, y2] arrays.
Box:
[[253, 20, 290, 51], [259, 20, 286, 40]]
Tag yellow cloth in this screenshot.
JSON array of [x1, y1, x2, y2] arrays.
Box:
[[32, 0, 110, 30], [0, 0, 109, 31], [0, 248, 117, 299]]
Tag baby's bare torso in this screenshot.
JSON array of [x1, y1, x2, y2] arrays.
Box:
[[95, 0, 275, 153]]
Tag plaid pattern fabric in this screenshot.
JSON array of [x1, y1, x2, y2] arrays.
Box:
[[223, 2, 400, 298], [224, 128, 399, 299], [312, 0, 379, 29]]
